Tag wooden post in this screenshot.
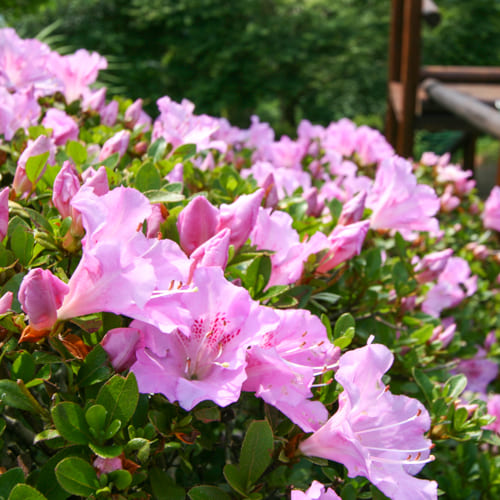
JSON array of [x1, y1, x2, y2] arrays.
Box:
[[397, 0, 422, 158], [385, 0, 404, 147]]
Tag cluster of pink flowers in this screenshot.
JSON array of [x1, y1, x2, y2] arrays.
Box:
[[4, 28, 500, 499]]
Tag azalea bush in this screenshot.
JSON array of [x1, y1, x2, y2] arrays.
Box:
[[0, 28, 500, 500]]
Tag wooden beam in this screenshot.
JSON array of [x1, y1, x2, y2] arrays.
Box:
[[421, 66, 500, 83], [422, 78, 500, 139]]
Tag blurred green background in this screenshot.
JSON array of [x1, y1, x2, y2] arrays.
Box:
[[3, 0, 500, 146]]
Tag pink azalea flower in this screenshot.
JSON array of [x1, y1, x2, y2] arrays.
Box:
[[146, 204, 166, 238], [42, 108, 79, 145], [300, 341, 437, 500], [98, 130, 130, 162], [268, 135, 307, 170], [0, 28, 61, 96], [482, 186, 500, 232], [367, 156, 440, 238], [50, 49, 107, 103], [56, 187, 191, 322], [152, 96, 224, 152], [250, 208, 329, 287], [316, 220, 370, 274], [244, 115, 275, 160], [242, 161, 312, 200], [429, 318, 456, 348], [13, 135, 56, 197], [436, 163, 475, 194], [243, 308, 339, 432], [323, 118, 357, 158], [439, 185, 460, 213], [0, 187, 9, 241], [422, 257, 477, 317], [453, 347, 498, 395], [291, 481, 341, 500], [82, 87, 107, 113], [484, 395, 500, 434], [0, 87, 41, 140], [19, 268, 70, 332], [129, 267, 280, 410], [354, 125, 394, 166], [414, 248, 453, 284]]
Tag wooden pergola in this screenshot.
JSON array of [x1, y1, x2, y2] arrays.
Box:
[[385, 0, 500, 184]]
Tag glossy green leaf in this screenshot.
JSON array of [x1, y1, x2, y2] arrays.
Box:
[[66, 141, 87, 164], [55, 457, 99, 497], [96, 373, 139, 429], [149, 467, 185, 500], [239, 420, 274, 487], [8, 484, 47, 500], [147, 137, 167, 161], [0, 468, 25, 499], [223, 464, 247, 496], [25, 151, 49, 184], [76, 345, 111, 387], [135, 161, 161, 192], [51, 402, 91, 444], [10, 223, 34, 266], [11, 351, 36, 383], [0, 379, 39, 413], [108, 469, 132, 490], [334, 313, 355, 339]]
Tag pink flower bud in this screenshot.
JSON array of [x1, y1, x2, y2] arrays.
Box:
[[337, 190, 367, 226], [19, 268, 69, 331], [82, 87, 107, 112], [52, 161, 80, 218], [146, 204, 166, 238], [177, 196, 219, 255], [93, 457, 123, 477], [483, 186, 500, 232], [0, 291, 13, 314], [98, 130, 130, 161], [42, 108, 79, 145], [124, 98, 143, 127], [217, 189, 264, 250], [190, 228, 231, 270], [100, 100, 118, 127], [81, 166, 109, 196]]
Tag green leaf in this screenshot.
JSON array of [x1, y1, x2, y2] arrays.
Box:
[[135, 161, 162, 192], [188, 485, 231, 500], [10, 223, 34, 266], [89, 442, 123, 458], [223, 464, 247, 496], [239, 420, 274, 488], [312, 292, 341, 305], [444, 374, 467, 401], [66, 141, 87, 165], [147, 137, 167, 162], [143, 190, 185, 204], [0, 379, 39, 413], [244, 255, 271, 298], [25, 151, 50, 184], [334, 326, 355, 349], [410, 324, 434, 344], [334, 313, 355, 339], [76, 345, 111, 387], [108, 469, 132, 490], [171, 143, 196, 160], [11, 351, 36, 383], [51, 402, 91, 444], [100, 152, 119, 169], [35, 445, 91, 500], [8, 484, 47, 500], [149, 467, 185, 500], [392, 261, 410, 296], [412, 368, 434, 405], [0, 468, 25, 499], [96, 373, 139, 430], [85, 404, 108, 434], [34, 429, 61, 443], [55, 457, 99, 497], [453, 406, 469, 431]]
